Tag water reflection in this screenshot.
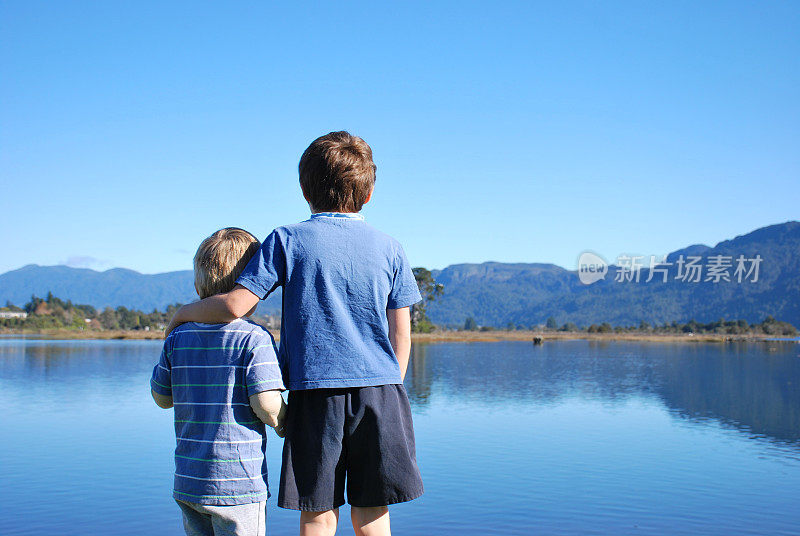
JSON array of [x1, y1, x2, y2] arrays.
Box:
[[2, 338, 798, 445], [406, 340, 800, 445], [0, 339, 161, 390], [2, 338, 800, 535]]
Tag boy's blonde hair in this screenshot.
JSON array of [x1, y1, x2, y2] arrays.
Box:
[[193, 228, 260, 299]]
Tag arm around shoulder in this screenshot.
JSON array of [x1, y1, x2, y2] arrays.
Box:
[[165, 286, 260, 334]]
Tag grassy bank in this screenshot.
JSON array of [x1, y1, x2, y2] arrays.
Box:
[[1, 328, 790, 344], [410, 330, 787, 343], [0, 328, 166, 340]]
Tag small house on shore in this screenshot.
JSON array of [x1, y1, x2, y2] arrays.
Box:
[[0, 311, 28, 319]]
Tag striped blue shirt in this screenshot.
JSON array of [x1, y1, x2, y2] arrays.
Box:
[[150, 318, 284, 505]]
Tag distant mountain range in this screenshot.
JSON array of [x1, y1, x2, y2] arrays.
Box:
[[1, 221, 798, 327], [427, 221, 800, 327], [0, 265, 283, 315]]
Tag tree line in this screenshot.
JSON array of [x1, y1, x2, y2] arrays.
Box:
[[0, 293, 182, 331], [409, 269, 798, 337], [5, 277, 796, 338], [460, 315, 797, 336]]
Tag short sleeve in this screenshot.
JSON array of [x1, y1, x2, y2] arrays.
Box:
[[236, 229, 286, 300], [245, 333, 285, 397], [150, 341, 173, 396], [387, 243, 423, 309]]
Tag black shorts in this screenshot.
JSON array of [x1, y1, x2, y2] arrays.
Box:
[[277, 384, 424, 511]]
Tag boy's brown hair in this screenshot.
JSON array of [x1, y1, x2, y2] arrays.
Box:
[[299, 131, 377, 213], [193, 228, 260, 299]]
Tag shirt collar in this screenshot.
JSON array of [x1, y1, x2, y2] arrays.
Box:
[[310, 212, 365, 221]]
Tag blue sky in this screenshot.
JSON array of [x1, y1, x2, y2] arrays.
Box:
[[1, 1, 798, 275]]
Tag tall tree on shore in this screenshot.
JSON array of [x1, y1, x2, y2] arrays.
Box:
[[411, 267, 444, 333]]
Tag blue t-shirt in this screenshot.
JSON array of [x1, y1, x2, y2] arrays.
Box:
[[236, 212, 422, 390], [150, 318, 285, 506]]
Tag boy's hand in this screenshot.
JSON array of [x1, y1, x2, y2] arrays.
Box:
[[273, 399, 288, 438], [165, 311, 185, 336], [249, 390, 287, 436]]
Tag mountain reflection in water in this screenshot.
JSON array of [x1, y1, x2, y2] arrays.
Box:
[[406, 340, 800, 446]]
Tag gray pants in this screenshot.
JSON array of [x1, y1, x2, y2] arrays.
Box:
[[176, 500, 267, 536]]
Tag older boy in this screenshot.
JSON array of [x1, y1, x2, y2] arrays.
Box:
[[166, 132, 423, 536], [152, 227, 286, 536]]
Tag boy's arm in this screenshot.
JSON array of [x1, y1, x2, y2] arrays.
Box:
[[151, 391, 173, 409], [387, 306, 412, 380], [151, 340, 174, 408], [166, 285, 259, 334], [245, 330, 286, 436], [249, 390, 287, 437]]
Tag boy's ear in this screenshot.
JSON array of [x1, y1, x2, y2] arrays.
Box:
[[363, 186, 374, 206]]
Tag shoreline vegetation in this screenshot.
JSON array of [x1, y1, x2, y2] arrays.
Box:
[[0, 328, 796, 344], [1, 293, 796, 344]]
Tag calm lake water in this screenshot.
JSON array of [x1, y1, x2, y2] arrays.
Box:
[[1, 338, 799, 535]]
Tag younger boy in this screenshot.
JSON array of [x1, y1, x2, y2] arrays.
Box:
[[151, 227, 286, 536], [166, 132, 423, 536]]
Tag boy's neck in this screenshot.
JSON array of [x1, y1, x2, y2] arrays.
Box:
[[310, 211, 365, 221], [310, 209, 360, 215]]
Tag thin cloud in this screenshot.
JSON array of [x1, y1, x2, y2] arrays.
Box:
[[62, 256, 110, 269]]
